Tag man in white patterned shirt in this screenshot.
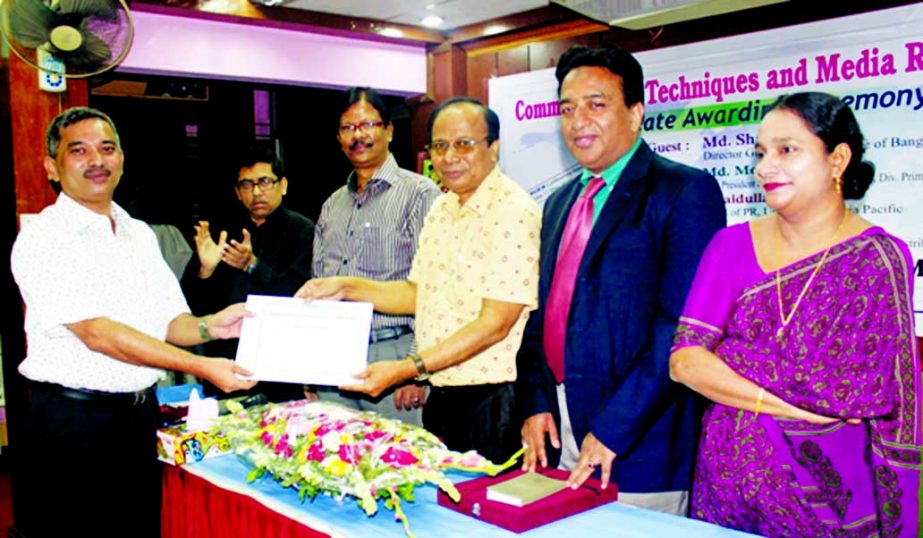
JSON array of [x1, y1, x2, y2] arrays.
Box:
[[10, 107, 256, 537], [311, 87, 440, 425]]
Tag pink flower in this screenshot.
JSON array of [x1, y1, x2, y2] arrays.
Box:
[[365, 430, 390, 442], [339, 444, 359, 464], [275, 437, 293, 458], [260, 431, 274, 446], [306, 442, 326, 462], [381, 447, 418, 467], [314, 423, 333, 436]]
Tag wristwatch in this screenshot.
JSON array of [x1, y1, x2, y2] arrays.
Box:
[[409, 352, 429, 382], [245, 256, 259, 274], [198, 316, 214, 342]]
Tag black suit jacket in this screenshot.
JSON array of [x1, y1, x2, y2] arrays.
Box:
[[518, 140, 726, 493]]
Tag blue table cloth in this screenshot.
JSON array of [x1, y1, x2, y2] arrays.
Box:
[[184, 455, 757, 537]]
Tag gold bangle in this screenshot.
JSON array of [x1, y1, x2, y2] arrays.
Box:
[[754, 387, 765, 418]]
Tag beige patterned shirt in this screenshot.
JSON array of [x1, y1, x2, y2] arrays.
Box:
[[409, 167, 541, 386]]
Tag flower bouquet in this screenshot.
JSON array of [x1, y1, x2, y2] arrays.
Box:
[[213, 400, 520, 537]]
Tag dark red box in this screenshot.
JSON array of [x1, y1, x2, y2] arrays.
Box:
[[436, 468, 617, 533]]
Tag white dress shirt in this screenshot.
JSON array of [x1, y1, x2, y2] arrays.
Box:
[[11, 194, 190, 392]]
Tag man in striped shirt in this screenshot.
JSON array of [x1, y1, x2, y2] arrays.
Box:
[[311, 87, 440, 425]]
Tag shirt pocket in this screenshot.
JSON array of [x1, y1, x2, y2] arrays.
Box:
[[357, 226, 389, 273]]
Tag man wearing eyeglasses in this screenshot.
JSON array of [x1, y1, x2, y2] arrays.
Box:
[[298, 97, 541, 463], [310, 87, 440, 425], [182, 146, 315, 401]]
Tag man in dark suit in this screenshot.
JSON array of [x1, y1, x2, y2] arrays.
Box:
[[518, 45, 726, 514]]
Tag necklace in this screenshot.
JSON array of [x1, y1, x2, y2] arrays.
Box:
[[775, 209, 849, 338]]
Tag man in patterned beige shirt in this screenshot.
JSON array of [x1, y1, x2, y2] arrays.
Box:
[[297, 97, 541, 463]]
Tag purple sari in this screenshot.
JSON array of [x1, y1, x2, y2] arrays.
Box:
[[674, 223, 921, 537]]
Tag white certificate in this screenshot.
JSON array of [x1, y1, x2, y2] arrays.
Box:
[[234, 295, 373, 386]]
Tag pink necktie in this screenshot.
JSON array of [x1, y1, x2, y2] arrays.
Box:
[[544, 177, 606, 383]]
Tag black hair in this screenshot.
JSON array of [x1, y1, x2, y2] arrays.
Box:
[[555, 45, 644, 107], [767, 92, 874, 199], [46, 106, 120, 158], [235, 146, 284, 182], [426, 97, 500, 144], [339, 87, 391, 127]]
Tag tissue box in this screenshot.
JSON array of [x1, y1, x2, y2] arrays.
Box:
[[157, 424, 230, 466]]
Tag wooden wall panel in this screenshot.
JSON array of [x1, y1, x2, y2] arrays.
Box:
[[412, 44, 470, 152], [497, 47, 529, 77], [529, 37, 575, 71], [431, 44, 468, 105], [465, 54, 497, 104], [9, 55, 88, 220]]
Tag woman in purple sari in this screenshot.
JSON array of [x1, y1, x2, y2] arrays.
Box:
[[670, 92, 921, 537]]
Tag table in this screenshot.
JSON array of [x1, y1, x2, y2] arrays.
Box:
[[162, 455, 756, 537]]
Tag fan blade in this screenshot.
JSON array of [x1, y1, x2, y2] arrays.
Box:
[[7, 0, 56, 48], [56, 0, 117, 20], [55, 26, 110, 69]]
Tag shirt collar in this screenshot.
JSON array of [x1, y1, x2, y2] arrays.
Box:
[[445, 165, 503, 217], [56, 192, 131, 231], [579, 137, 642, 189], [347, 153, 398, 194], [249, 204, 287, 228]]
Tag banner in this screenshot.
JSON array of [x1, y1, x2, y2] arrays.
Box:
[[490, 3, 923, 332]]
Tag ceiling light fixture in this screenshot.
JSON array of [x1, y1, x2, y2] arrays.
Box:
[[483, 24, 508, 35], [379, 28, 405, 38], [420, 15, 445, 28]]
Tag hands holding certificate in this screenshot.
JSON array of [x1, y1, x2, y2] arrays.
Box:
[[339, 359, 419, 398], [234, 294, 373, 386], [294, 277, 421, 397], [294, 276, 528, 404]]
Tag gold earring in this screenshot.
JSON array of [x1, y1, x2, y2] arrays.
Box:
[[834, 176, 842, 195]]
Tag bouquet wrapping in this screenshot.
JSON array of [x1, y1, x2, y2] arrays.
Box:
[[213, 400, 518, 536]]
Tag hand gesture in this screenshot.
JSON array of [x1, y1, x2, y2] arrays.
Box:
[[193, 221, 227, 278], [567, 432, 616, 490], [203, 358, 257, 393], [295, 277, 349, 302], [207, 303, 253, 340], [521, 412, 560, 471], [339, 360, 409, 398], [797, 408, 862, 426], [393, 384, 426, 410], [224, 228, 256, 271]]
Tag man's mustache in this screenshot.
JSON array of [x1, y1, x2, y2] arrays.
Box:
[[349, 140, 374, 151], [83, 167, 111, 178]]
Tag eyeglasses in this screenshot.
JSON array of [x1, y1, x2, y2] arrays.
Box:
[[338, 121, 385, 135], [237, 176, 281, 192], [425, 137, 490, 156]]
